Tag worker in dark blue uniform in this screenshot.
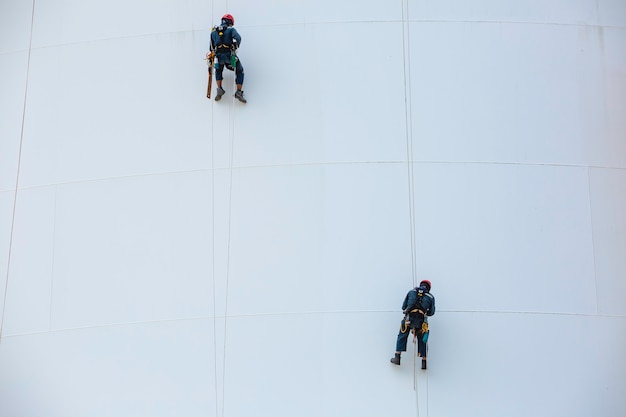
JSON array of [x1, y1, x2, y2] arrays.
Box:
[[208, 14, 246, 103], [391, 280, 435, 369]]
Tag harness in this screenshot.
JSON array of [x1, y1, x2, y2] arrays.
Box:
[[408, 287, 432, 315], [211, 25, 239, 70], [213, 25, 234, 53], [401, 288, 432, 337]]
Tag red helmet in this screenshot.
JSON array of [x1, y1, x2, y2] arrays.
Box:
[[222, 14, 235, 25], [419, 280, 431, 291]]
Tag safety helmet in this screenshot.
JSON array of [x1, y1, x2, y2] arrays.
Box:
[[221, 14, 235, 25], [419, 280, 431, 291]]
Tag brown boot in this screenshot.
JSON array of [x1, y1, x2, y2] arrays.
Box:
[[390, 353, 401, 365]]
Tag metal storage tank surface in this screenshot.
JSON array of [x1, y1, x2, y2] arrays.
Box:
[[1, 1, 625, 416]]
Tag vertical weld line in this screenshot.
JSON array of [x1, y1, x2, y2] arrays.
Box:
[[586, 167, 599, 314], [49, 186, 57, 331], [0, 0, 36, 343]]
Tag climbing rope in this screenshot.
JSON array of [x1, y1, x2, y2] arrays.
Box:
[[220, 24, 238, 417], [399, 1, 428, 416], [400, 2, 417, 290]]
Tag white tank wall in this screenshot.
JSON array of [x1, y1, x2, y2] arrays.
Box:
[[1, 1, 625, 416]]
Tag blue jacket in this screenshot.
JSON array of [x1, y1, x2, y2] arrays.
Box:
[[402, 287, 435, 316], [211, 26, 241, 54]]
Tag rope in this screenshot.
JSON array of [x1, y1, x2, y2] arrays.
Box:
[[401, 1, 417, 290], [221, 28, 237, 417], [400, 2, 424, 417], [0, 0, 36, 344], [426, 371, 430, 416], [208, 7, 220, 417], [220, 119, 235, 417], [211, 6, 241, 417], [411, 324, 416, 388]]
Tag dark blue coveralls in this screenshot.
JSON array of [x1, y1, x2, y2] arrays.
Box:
[[395, 286, 436, 357], [210, 26, 245, 85]]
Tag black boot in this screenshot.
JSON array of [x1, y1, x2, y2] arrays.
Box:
[[421, 358, 427, 370], [390, 353, 401, 365]]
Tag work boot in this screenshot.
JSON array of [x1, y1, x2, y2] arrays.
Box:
[[215, 87, 225, 101], [390, 353, 401, 365], [421, 358, 427, 370], [234, 90, 247, 103]]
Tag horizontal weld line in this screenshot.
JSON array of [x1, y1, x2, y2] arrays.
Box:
[[2, 162, 623, 192], [1, 19, 622, 56], [2, 309, 622, 338]]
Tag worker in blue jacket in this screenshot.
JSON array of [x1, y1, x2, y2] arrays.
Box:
[[391, 280, 435, 369], [208, 14, 246, 103]]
